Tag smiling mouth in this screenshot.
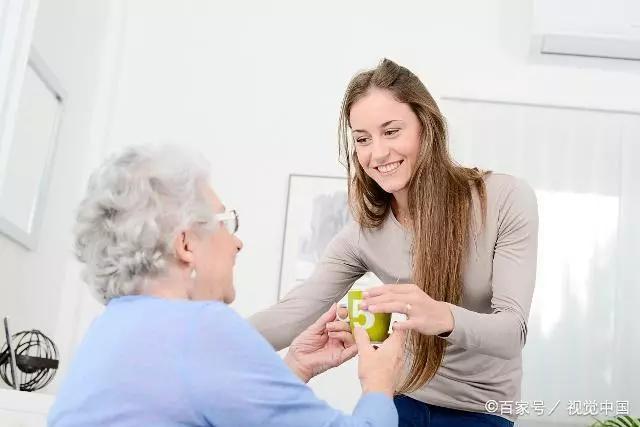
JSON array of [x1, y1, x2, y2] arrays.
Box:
[[375, 160, 403, 175]]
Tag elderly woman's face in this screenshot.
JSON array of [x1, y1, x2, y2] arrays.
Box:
[[191, 185, 243, 303]]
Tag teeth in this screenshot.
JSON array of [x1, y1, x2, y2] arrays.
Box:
[[378, 161, 401, 173]]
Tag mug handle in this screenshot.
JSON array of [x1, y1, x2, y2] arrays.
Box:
[[336, 302, 349, 322]]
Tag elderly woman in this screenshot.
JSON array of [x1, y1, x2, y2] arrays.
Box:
[[48, 145, 405, 427]]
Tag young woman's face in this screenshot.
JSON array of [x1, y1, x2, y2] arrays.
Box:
[[350, 88, 422, 195]]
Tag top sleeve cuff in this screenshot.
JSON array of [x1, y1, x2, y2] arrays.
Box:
[[439, 303, 474, 349], [353, 392, 398, 427]]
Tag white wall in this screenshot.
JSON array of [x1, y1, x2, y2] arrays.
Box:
[[0, 0, 121, 392]]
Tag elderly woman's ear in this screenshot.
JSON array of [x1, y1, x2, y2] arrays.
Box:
[[174, 231, 196, 266]]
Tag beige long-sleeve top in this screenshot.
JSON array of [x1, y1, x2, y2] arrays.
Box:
[[250, 173, 538, 421]]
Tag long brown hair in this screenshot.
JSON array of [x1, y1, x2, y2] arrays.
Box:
[[338, 58, 488, 393]]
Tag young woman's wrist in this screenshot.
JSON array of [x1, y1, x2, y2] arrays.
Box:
[[437, 301, 455, 337]]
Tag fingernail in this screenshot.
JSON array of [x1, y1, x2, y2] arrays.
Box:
[[360, 302, 368, 309]]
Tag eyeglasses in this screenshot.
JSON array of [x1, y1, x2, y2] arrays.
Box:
[[214, 209, 239, 234]]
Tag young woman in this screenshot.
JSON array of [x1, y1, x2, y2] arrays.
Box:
[[251, 59, 538, 427]]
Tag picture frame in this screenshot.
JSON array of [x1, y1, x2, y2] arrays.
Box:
[[277, 174, 382, 300], [277, 174, 349, 299]]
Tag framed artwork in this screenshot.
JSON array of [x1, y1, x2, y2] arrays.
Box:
[[277, 174, 381, 299]]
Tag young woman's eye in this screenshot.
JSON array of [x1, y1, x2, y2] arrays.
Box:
[[384, 129, 399, 137], [355, 137, 371, 145]]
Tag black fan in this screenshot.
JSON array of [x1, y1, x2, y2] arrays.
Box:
[[0, 317, 59, 391]]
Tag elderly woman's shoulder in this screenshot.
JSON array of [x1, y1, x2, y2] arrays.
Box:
[[195, 300, 241, 322], [188, 302, 282, 362], [183, 301, 262, 344], [201, 301, 263, 334]]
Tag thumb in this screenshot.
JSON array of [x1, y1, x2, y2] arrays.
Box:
[[311, 304, 337, 331], [353, 325, 371, 355], [389, 327, 407, 346], [381, 327, 407, 353], [339, 344, 358, 364]]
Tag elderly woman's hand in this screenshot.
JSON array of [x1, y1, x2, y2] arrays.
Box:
[[284, 304, 358, 383]]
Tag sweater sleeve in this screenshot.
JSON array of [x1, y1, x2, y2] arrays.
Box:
[[190, 305, 398, 427], [443, 178, 539, 359], [249, 222, 367, 350]]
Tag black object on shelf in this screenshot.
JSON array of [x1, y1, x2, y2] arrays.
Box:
[[0, 317, 59, 391]]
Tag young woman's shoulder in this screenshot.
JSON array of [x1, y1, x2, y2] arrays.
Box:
[[482, 171, 522, 189], [482, 172, 533, 195], [481, 171, 537, 217]]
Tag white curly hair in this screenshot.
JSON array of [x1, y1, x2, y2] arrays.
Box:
[[74, 144, 214, 304]]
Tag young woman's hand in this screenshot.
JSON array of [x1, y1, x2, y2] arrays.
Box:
[[360, 284, 455, 336]]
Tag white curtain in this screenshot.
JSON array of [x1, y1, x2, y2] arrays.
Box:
[[441, 97, 640, 422]]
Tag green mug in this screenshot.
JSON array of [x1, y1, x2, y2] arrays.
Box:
[[337, 289, 391, 344]]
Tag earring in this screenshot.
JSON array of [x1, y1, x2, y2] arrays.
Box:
[[190, 268, 197, 280]]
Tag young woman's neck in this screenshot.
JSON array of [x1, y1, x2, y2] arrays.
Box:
[[391, 188, 410, 224]]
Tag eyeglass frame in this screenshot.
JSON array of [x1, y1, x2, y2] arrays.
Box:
[[214, 209, 239, 234]]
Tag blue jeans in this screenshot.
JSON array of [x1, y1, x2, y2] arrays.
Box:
[[394, 395, 514, 427]]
